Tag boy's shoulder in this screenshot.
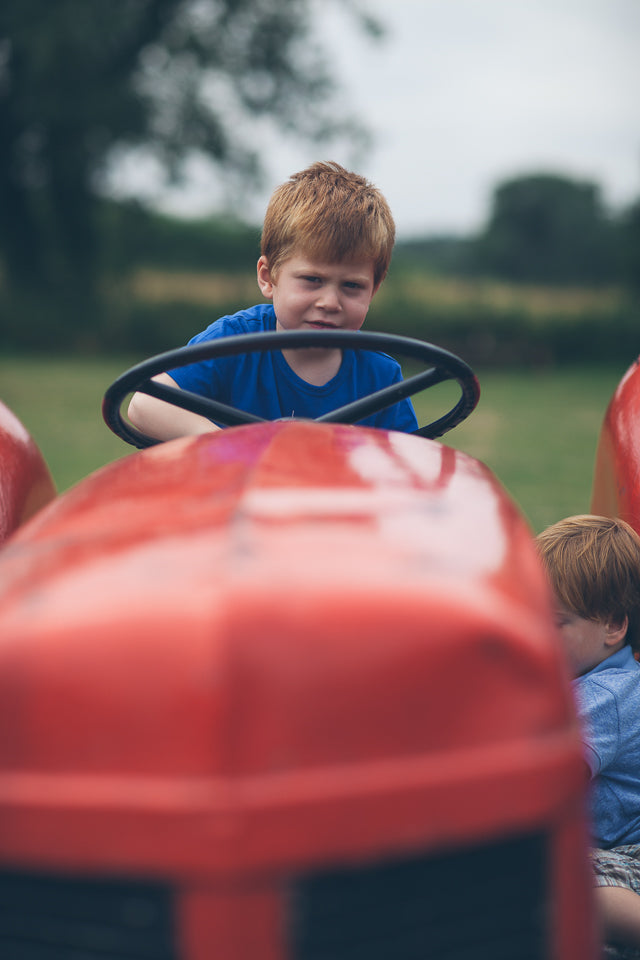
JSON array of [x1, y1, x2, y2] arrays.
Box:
[[576, 648, 640, 707], [349, 348, 404, 381], [367, 349, 402, 370], [190, 304, 276, 343]]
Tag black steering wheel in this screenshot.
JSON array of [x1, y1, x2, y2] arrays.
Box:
[[102, 330, 480, 449]]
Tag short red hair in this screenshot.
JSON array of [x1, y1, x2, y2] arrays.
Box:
[[261, 161, 395, 288]]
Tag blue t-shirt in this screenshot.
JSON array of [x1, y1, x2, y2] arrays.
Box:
[[574, 645, 640, 847], [168, 304, 418, 433]]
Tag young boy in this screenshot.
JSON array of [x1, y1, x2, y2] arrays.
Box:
[[128, 161, 418, 439], [535, 515, 640, 952]]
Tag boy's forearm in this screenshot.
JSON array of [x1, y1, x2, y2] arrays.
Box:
[[127, 374, 220, 441]]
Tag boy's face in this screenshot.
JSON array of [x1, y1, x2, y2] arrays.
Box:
[[553, 603, 627, 677], [257, 255, 378, 334]]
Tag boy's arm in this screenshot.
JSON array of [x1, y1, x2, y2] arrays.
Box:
[[573, 678, 619, 778], [127, 373, 220, 441]]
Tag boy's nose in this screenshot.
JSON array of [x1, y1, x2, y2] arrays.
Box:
[[316, 284, 340, 310]]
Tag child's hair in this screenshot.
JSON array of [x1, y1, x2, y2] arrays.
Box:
[[261, 161, 395, 288], [535, 515, 640, 650]]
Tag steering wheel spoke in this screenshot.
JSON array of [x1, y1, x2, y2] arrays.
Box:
[[141, 378, 267, 428]]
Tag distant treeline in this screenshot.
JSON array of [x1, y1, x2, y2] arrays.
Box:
[[2, 171, 639, 366], [102, 171, 640, 290], [101, 202, 262, 276]]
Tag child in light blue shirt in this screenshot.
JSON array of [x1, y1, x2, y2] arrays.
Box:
[[536, 515, 640, 953], [576, 645, 640, 848]]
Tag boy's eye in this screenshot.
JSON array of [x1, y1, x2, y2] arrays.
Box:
[[301, 275, 321, 284]]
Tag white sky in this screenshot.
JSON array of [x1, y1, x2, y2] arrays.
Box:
[[116, 0, 640, 239]]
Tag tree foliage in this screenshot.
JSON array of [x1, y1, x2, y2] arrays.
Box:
[[0, 0, 374, 316], [619, 198, 640, 294], [474, 173, 620, 286]]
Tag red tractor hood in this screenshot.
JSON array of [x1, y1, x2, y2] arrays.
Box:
[[0, 421, 582, 878]]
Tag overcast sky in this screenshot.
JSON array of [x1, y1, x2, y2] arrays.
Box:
[[123, 0, 640, 239]]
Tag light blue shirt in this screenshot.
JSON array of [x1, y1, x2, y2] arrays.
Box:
[[574, 645, 640, 847]]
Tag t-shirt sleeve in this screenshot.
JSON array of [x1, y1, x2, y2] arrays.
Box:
[[383, 398, 419, 433], [167, 318, 233, 398], [376, 363, 419, 433], [389, 369, 418, 433], [574, 678, 620, 777]]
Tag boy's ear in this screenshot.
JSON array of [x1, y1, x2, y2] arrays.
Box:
[[605, 616, 629, 647], [371, 271, 386, 298], [257, 256, 274, 299]]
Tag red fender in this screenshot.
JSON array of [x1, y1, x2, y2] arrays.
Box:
[[591, 356, 640, 532], [0, 400, 56, 544]]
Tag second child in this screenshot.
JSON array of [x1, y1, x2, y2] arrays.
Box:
[[536, 515, 640, 952]]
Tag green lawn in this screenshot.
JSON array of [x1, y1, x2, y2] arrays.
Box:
[[434, 365, 624, 531], [0, 356, 627, 533], [1, 355, 136, 494]]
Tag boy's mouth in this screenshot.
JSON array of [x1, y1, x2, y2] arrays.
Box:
[[305, 320, 338, 329]]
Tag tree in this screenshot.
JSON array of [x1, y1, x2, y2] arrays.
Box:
[[474, 173, 619, 285], [619, 197, 640, 296], [0, 0, 378, 342]]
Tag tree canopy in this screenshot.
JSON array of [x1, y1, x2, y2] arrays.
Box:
[[0, 0, 376, 310], [474, 173, 619, 285]]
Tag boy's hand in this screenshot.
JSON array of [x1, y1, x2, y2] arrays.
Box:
[[128, 374, 220, 441]]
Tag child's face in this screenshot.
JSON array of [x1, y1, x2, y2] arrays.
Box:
[[257, 255, 377, 334], [553, 603, 627, 677]]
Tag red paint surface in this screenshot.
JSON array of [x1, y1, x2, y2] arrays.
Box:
[[0, 400, 56, 543], [0, 419, 593, 958], [592, 357, 640, 532]]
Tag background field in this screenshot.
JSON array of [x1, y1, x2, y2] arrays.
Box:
[[0, 356, 626, 534]]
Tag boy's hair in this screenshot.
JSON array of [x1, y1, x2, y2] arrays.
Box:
[[261, 161, 395, 288], [535, 515, 640, 649]]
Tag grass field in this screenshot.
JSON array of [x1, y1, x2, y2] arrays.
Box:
[[0, 355, 627, 533]]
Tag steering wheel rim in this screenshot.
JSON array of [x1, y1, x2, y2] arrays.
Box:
[[102, 330, 480, 448]]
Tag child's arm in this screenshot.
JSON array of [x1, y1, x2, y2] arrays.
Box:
[[128, 373, 220, 441]]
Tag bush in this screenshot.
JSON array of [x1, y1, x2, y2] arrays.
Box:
[[366, 274, 638, 368], [2, 254, 638, 369]]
